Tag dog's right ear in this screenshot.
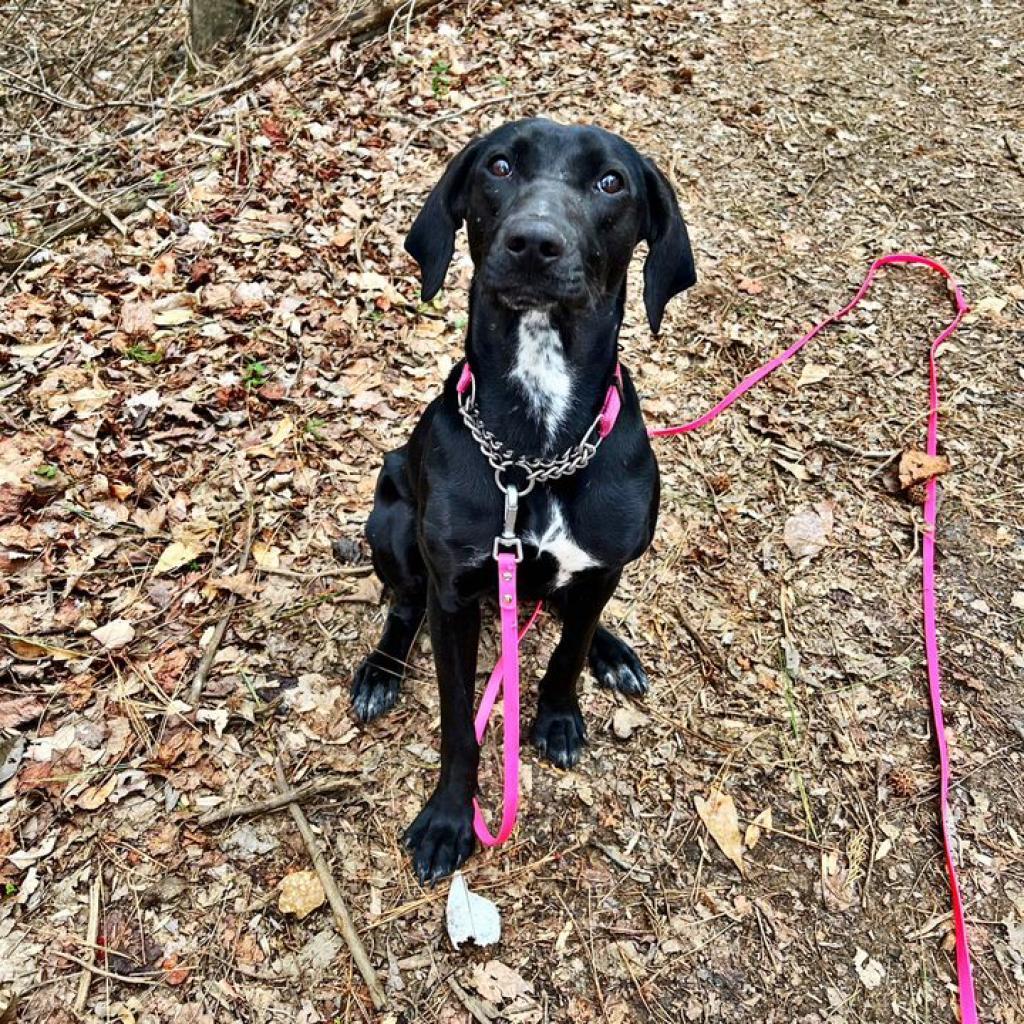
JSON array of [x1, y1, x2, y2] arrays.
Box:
[[404, 138, 483, 301]]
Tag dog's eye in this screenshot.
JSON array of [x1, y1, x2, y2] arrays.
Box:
[[597, 171, 625, 195], [488, 157, 512, 178]]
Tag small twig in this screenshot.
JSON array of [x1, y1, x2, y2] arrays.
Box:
[[54, 951, 166, 986], [187, 512, 254, 707], [273, 758, 386, 1010], [53, 175, 127, 235], [73, 876, 102, 1013], [1003, 134, 1024, 179], [671, 601, 725, 671], [197, 776, 350, 826], [258, 564, 373, 579], [814, 436, 900, 459]]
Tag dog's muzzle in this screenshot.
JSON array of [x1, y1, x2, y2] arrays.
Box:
[[485, 213, 587, 308]]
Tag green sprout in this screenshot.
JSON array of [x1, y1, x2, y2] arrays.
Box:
[[126, 344, 162, 365], [430, 60, 452, 98], [243, 360, 271, 390]]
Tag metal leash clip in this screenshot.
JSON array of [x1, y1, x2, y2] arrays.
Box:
[[492, 483, 523, 562]]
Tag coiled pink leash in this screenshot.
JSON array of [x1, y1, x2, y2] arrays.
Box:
[[470, 253, 977, 1023]]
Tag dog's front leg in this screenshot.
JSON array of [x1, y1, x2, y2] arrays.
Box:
[[403, 583, 480, 884], [532, 569, 622, 768]]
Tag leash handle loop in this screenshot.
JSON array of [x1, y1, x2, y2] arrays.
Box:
[[472, 556, 541, 847], [646, 252, 976, 1023]]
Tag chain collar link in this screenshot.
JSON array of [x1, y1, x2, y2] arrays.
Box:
[[457, 375, 606, 495]]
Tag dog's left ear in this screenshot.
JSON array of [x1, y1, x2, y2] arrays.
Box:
[[404, 138, 483, 301], [640, 158, 696, 335]]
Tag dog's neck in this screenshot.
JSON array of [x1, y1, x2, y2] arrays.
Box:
[[465, 286, 624, 455]]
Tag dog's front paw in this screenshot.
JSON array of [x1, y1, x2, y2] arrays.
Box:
[[589, 629, 649, 696], [531, 701, 587, 768], [351, 658, 400, 722], [403, 789, 476, 885]]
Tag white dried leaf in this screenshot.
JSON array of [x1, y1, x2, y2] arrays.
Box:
[[446, 871, 501, 949], [91, 618, 135, 649]]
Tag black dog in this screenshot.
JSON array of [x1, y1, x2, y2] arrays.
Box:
[[352, 118, 695, 883]]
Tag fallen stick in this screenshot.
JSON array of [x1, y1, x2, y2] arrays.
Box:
[[197, 776, 350, 826], [187, 514, 254, 707], [53, 176, 127, 235], [273, 759, 386, 1010], [73, 876, 101, 1013], [54, 951, 166, 986], [671, 600, 725, 671]]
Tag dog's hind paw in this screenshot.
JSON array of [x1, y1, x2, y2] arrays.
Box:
[[531, 701, 587, 768], [403, 790, 476, 885], [589, 629, 649, 697], [351, 659, 401, 722]]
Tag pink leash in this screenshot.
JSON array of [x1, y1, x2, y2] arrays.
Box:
[[467, 254, 976, 1021]]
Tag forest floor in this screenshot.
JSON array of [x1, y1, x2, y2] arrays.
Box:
[[1, 1, 1023, 1022]]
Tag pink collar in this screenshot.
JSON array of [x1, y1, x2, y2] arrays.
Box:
[[456, 361, 623, 441]]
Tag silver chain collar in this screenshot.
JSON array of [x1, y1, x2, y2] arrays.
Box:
[[457, 373, 607, 497]]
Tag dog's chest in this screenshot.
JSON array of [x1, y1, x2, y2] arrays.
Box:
[[510, 312, 573, 442], [523, 497, 600, 590]]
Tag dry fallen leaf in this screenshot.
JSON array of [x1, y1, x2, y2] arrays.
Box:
[[611, 706, 648, 740], [783, 501, 834, 559], [91, 618, 135, 649], [0, 696, 46, 729], [153, 540, 201, 576], [796, 362, 831, 387], [898, 449, 950, 490], [446, 871, 501, 949], [252, 542, 281, 570], [854, 948, 886, 989], [246, 416, 295, 457], [278, 870, 325, 919], [694, 787, 745, 876], [821, 851, 855, 911], [469, 959, 535, 1004], [77, 775, 118, 810], [744, 807, 772, 850]]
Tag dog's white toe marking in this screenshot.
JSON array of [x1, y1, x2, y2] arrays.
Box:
[[527, 499, 600, 589], [511, 311, 573, 442]]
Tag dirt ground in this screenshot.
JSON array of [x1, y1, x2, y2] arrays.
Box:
[[2, 0, 1023, 1021]]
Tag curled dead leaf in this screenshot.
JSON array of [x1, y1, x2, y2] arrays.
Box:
[[744, 807, 772, 850], [898, 449, 950, 490]]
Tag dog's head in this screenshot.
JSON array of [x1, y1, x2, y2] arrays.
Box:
[[404, 118, 696, 334]]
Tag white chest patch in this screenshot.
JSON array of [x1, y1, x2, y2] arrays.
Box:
[[510, 311, 574, 443], [526, 499, 601, 589]]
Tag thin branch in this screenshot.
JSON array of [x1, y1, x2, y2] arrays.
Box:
[[197, 776, 351, 826], [54, 951, 167, 986], [274, 758, 386, 1010], [187, 511, 254, 707], [73, 876, 102, 1013], [52, 175, 127, 234]]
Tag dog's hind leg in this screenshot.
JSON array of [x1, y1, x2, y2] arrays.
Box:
[[352, 448, 427, 722], [588, 625, 650, 697]]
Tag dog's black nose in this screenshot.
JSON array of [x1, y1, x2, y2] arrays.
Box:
[[504, 221, 566, 266]]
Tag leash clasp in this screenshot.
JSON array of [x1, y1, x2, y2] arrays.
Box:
[[493, 483, 523, 562]]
